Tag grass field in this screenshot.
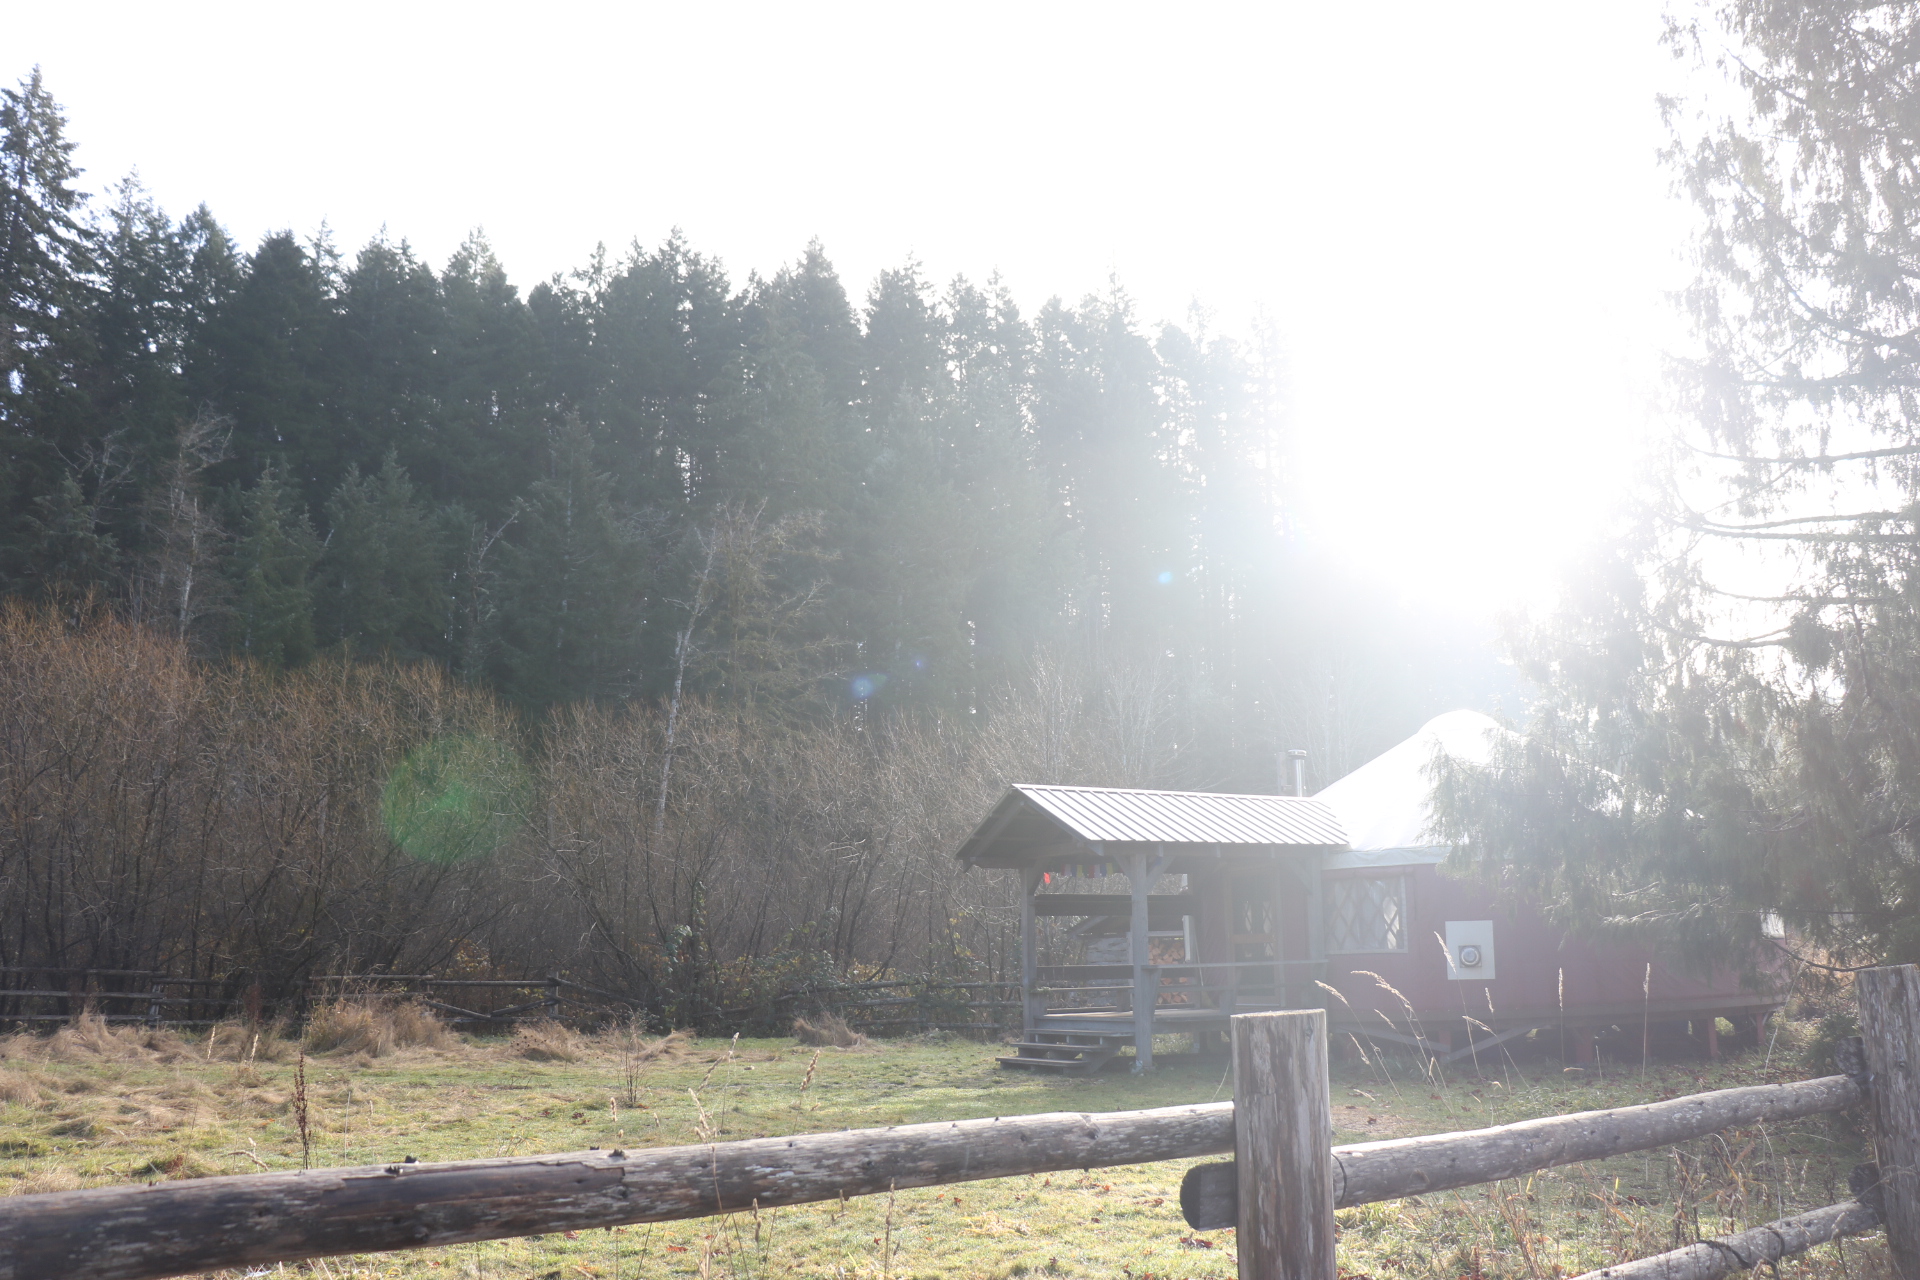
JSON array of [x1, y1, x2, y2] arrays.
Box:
[[0, 1010, 1889, 1280]]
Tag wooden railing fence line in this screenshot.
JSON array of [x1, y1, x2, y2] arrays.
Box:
[[2, 964, 1917, 1279], [0, 969, 1026, 1035]]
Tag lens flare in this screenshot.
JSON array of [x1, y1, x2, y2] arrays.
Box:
[[381, 734, 527, 864], [1156, 570, 1174, 584], [850, 672, 889, 700]]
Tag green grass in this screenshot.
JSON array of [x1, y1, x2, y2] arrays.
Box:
[[0, 1017, 1890, 1279]]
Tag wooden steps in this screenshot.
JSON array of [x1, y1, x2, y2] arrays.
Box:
[[997, 1031, 1131, 1074]]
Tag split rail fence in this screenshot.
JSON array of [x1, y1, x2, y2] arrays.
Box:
[[4, 965, 1919, 1280], [0, 969, 1024, 1036]]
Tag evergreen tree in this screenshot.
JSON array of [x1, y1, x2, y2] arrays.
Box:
[[191, 232, 337, 506], [1435, 0, 1920, 967], [582, 233, 747, 507], [329, 236, 443, 490], [491, 423, 644, 706], [317, 455, 450, 663], [0, 67, 91, 414], [229, 464, 319, 668], [941, 274, 1071, 695], [0, 68, 95, 587], [1030, 288, 1185, 648], [24, 469, 118, 591], [430, 231, 545, 516]]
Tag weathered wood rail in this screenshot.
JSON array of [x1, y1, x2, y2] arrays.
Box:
[[0, 966, 1913, 1280]]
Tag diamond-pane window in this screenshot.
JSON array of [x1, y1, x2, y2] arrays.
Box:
[[1327, 876, 1407, 953]]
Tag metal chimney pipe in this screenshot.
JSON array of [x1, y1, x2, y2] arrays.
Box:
[[1287, 749, 1308, 797]]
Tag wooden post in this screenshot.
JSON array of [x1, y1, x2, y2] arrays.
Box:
[[1302, 854, 1325, 1006], [1705, 1017, 1719, 1061], [1272, 857, 1292, 1006], [1020, 867, 1042, 1032], [1131, 850, 1154, 1071], [1232, 1008, 1336, 1280], [545, 975, 561, 1020], [1854, 964, 1920, 1279]]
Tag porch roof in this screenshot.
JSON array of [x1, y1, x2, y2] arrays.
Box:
[[956, 783, 1348, 869]]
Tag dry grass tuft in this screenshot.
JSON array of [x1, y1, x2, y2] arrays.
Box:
[[304, 999, 455, 1057], [509, 1020, 585, 1062], [791, 1013, 867, 1049], [0, 1014, 193, 1064], [631, 1027, 696, 1062], [0, 1066, 45, 1106]]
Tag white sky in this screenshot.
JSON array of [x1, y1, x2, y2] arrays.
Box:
[[8, 1, 1692, 626]]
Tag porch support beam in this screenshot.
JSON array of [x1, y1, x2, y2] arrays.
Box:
[[1130, 846, 1168, 1070], [1020, 866, 1042, 1032]]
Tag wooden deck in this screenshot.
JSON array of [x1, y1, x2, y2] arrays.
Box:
[[1034, 1005, 1292, 1036]]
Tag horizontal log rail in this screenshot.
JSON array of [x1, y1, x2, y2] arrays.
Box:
[[1572, 1197, 1882, 1280], [0, 1103, 1237, 1280], [1332, 1073, 1864, 1206]]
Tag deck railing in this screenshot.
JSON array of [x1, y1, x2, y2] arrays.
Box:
[[4, 965, 1917, 1280]]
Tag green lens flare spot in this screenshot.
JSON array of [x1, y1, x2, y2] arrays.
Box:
[[382, 734, 526, 864]]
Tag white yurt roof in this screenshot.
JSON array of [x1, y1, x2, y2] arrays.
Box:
[[1313, 710, 1510, 870]]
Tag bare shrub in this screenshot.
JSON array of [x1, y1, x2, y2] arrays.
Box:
[[508, 1020, 585, 1062], [791, 1013, 866, 1048], [304, 1000, 455, 1057]]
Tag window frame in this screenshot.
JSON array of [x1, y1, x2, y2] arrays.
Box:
[[1324, 872, 1410, 955]]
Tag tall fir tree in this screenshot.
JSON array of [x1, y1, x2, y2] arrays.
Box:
[[229, 464, 319, 668], [0, 68, 96, 588], [317, 455, 450, 663], [491, 423, 645, 707], [191, 232, 338, 507]]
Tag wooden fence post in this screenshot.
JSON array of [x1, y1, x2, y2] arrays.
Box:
[[545, 975, 561, 1020], [1856, 964, 1920, 1280], [1232, 1008, 1335, 1280]]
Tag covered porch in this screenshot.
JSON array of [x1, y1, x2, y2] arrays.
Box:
[[956, 783, 1349, 1071]]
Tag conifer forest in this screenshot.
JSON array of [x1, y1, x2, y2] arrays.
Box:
[[0, 70, 1498, 1016]]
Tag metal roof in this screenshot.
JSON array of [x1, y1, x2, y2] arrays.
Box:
[[1014, 784, 1346, 846], [954, 784, 1347, 865]]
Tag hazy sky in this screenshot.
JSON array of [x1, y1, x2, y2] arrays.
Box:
[[8, 1, 1689, 624]]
